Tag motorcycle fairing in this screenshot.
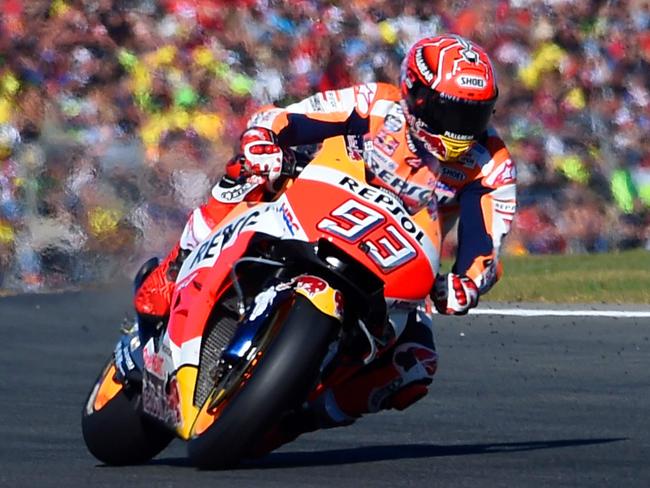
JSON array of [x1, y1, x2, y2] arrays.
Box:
[[140, 136, 441, 439], [152, 198, 312, 437], [286, 163, 440, 295], [169, 195, 309, 362]]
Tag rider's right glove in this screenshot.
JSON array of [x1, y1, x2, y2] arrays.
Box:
[[240, 127, 284, 189], [431, 273, 479, 316]]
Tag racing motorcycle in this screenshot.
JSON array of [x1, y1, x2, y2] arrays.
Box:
[[82, 136, 441, 469]]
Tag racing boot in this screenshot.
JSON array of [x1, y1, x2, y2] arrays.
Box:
[[113, 249, 188, 385], [133, 242, 189, 328]]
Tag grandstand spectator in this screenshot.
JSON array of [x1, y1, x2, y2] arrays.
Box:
[[0, 0, 648, 292]]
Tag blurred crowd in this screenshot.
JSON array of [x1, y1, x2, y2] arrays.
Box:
[[0, 0, 649, 292]]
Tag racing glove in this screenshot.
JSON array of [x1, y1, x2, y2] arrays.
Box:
[[240, 127, 284, 189], [431, 273, 479, 316]]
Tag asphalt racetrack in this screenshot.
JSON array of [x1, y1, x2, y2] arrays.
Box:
[[1, 285, 649, 487]]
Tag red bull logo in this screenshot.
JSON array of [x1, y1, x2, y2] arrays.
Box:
[[280, 202, 300, 235], [295, 275, 328, 297], [295, 275, 344, 322]]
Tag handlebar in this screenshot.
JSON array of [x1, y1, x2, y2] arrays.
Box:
[[281, 146, 314, 178]]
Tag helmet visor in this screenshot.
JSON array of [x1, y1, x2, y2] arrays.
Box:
[[407, 84, 497, 138]]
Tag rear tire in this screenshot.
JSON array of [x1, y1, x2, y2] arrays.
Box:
[[82, 360, 174, 465], [188, 295, 339, 469]]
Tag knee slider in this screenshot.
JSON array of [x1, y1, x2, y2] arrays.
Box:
[[393, 342, 438, 384], [386, 381, 430, 411]]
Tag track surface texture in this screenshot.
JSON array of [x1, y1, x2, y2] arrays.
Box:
[[1, 284, 649, 487]]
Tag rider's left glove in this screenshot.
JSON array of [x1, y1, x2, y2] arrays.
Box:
[[240, 127, 284, 190], [431, 273, 479, 315]]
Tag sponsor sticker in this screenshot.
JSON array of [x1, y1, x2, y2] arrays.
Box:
[[325, 90, 340, 110], [415, 48, 434, 83], [295, 275, 328, 297], [186, 211, 259, 271], [456, 75, 486, 89], [249, 287, 278, 321], [374, 128, 400, 156], [494, 200, 516, 214], [441, 166, 467, 182], [435, 180, 456, 200], [485, 159, 516, 186], [345, 134, 365, 161], [336, 177, 426, 245], [355, 84, 377, 115], [214, 181, 257, 202], [278, 201, 300, 236], [248, 108, 284, 129], [308, 94, 325, 112], [143, 348, 164, 377], [368, 148, 399, 172], [384, 106, 404, 132], [142, 371, 181, 427]]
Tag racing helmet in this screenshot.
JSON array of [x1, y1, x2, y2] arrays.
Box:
[[400, 35, 498, 161]]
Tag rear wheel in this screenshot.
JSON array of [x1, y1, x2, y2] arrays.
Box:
[[187, 295, 339, 469], [82, 359, 174, 465]]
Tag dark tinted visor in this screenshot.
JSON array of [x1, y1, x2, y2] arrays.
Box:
[[407, 83, 497, 138]]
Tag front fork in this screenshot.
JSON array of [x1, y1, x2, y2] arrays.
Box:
[[218, 273, 344, 367]]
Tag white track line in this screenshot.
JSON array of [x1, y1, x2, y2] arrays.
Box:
[[470, 308, 650, 318]]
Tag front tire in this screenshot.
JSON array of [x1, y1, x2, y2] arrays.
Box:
[[82, 359, 174, 465], [188, 295, 339, 469]]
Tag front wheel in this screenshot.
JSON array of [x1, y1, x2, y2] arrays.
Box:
[[188, 295, 339, 469], [82, 359, 174, 465]]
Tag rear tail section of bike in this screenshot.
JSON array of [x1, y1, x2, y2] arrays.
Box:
[[82, 356, 174, 465]]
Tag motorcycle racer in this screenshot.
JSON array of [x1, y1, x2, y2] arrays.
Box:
[[133, 35, 516, 447]]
